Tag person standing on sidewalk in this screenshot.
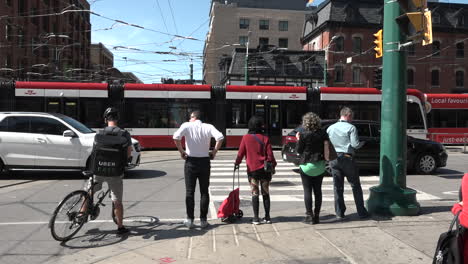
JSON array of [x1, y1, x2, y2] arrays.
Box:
[[235, 116, 276, 225], [451, 173, 468, 263], [296, 112, 328, 224], [326, 107, 369, 220], [173, 110, 224, 229]]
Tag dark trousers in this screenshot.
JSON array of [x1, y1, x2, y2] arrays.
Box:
[[330, 155, 368, 217], [300, 171, 324, 215], [184, 157, 210, 220]]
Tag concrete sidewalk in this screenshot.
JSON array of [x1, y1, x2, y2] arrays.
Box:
[[49, 202, 454, 264]]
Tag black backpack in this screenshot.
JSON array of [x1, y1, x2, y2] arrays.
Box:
[[433, 211, 465, 264], [91, 127, 129, 177]]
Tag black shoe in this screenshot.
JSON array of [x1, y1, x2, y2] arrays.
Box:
[[117, 226, 130, 235], [252, 217, 260, 225], [335, 215, 346, 221], [312, 215, 320, 225], [303, 215, 313, 223]]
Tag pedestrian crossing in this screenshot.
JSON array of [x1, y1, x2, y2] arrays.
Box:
[[209, 159, 440, 202]]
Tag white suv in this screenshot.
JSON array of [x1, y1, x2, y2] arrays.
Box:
[[0, 112, 141, 172]]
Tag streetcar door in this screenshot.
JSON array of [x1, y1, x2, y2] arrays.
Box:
[[253, 101, 282, 146], [46, 98, 61, 113]]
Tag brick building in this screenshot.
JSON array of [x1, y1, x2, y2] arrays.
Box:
[[0, 0, 91, 81], [302, 0, 468, 93], [203, 0, 309, 85]]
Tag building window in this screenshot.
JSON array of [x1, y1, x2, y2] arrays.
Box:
[[278, 38, 288, 48], [407, 69, 414, 86], [456, 71, 464, 87], [239, 18, 249, 29], [432, 41, 440, 57], [432, 13, 440, 24], [259, 20, 269, 30], [408, 44, 415, 56], [5, 0, 11, 6], [5, 24, 11, 41], [279, 21, 288, 31], [259, 37, 269, 45], [457, 42, 464, 58], [335, 36, 344, 52], [335, 65, 344, 83], [431, 69, 440, 86], [352, 36, 361, 54], [239, 36, 248, 46], [352, 67, 361, 84]]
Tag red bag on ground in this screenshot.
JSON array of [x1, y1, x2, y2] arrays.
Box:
[[217, 166, 243, 222]]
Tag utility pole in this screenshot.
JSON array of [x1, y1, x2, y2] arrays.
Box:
[[189, 61, 193, 83], [367, 0, 432, 216]]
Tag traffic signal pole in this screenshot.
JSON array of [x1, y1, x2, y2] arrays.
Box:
[[367, 0, 420, 216]]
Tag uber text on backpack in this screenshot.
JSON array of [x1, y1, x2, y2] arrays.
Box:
[[91, 127, 129, 177]]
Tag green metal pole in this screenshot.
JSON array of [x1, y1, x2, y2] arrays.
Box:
[[366, 0, 420, 216]]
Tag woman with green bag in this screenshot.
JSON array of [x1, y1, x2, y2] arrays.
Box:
[[296, 112, 329, 224]]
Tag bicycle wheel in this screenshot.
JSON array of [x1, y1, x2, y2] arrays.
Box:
[[50, 190, 91, 241]]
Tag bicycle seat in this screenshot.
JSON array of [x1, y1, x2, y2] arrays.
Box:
[[82, 171, 94, 177]]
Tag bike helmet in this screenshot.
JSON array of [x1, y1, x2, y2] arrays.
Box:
[[103, 107, 119, 121]]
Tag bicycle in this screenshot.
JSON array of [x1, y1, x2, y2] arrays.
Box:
[[49, 171, 117, 241]]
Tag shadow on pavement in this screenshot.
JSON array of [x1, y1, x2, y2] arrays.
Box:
[[124, 169, 167, 179], [60, 228, 129, 249], [419, 205, 454, 215], [435, 168, 464, 179]]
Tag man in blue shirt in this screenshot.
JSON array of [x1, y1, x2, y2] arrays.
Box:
[[327, 107, 369, 220]]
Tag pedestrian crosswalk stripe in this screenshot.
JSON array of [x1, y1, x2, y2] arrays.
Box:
[[209, 184, 378, 191], [209, 176, 380, 183], [210, 192, 439, 202]]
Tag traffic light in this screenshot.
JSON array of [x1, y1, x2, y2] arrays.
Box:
[[374, 67, 382, 90], [396, 0, 433, 46], [374, 30, 383, 58]]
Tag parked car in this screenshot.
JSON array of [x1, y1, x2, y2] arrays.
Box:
[[0, 112, 141, 173], [282, 120, 447, 174]]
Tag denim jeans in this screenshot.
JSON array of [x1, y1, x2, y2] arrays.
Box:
[[330, 154, 368, 217], [184, 157, 211, 220]]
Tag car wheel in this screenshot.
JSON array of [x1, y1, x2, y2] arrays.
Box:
[[415, 153, 437, 174]]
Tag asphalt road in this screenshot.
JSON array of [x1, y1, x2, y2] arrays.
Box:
[[0, 149, 465, 264]]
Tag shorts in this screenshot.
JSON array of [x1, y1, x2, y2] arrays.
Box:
[[86, 175, 124, 202]]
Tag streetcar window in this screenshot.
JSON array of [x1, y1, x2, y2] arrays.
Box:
[[47, 99, 61, 113], [64, 100, 78, 120], [168, 102, 211, 128], [407, 103, 425, 129], [429, 109, 468, 128], [15, 98, 43, 112], [231, 103, 248, 128], [125, 99, 169, 128], [80, 99, 106, 128], [285, 102, 305, 128], [356, 124, 371, 137]]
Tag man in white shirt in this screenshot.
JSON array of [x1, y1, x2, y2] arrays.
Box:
[[173, 110, 224, 229]]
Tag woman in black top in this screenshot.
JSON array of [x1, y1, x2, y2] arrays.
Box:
[[296, 112, 329, 224]]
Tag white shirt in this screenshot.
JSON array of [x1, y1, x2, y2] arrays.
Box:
[[173, 120, 224, 157]]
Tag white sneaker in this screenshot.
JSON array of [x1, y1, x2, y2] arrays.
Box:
[[200, 219, 209, 228], [184, 219, 194, 229]]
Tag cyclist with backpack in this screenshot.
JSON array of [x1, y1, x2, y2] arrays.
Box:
[[86, 107, 133, 235]]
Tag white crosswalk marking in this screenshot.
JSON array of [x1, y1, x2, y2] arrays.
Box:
[[209, 160, 440, 202]]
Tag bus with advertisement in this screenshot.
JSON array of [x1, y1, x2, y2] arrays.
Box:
[[427, 93, 468, 144]]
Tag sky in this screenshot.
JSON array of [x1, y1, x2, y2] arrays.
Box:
[[90, 0, 468, 84]]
